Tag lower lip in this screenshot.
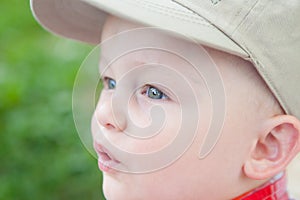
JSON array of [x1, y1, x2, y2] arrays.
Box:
[[98, 160, 112, 172], [97, 152, 119, 173]]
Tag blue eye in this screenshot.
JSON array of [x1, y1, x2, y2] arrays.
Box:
[[104, 77, 116, 89], [146, 86, 168, 100]]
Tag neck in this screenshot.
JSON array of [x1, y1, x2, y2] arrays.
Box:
[[232, 172, 289, 200]]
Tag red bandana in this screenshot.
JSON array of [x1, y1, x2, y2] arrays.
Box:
[[233, 173, 290, 200]]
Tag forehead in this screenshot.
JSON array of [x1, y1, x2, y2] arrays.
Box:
[[101, 15, 142, 40], [100, 16, 213, 83], [101, 15, 202, 48], [99, 15, 258, 82]]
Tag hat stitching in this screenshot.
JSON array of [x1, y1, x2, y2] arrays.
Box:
[[136, 0, 200, 16], [231, 0, 259, 34], [171, 0, 249, 56], [125, 0, 213, 27], [230, 1, 288, 114]]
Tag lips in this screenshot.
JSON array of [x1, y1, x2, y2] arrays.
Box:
[[93, 142, 120, 173]]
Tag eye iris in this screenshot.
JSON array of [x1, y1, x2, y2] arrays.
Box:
[[108, 79, 116, 89], [147, 87, 163, 99]]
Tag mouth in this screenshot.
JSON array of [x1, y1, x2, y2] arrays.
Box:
[[93, 142, 121, 173]]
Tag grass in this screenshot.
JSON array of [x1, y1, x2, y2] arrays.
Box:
[[0, 0, 105, 199]]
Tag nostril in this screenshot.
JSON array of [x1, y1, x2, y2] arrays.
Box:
[[105, 123, 115, 129], [96, 101, 126, 131]]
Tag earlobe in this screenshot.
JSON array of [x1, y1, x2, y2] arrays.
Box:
[[243, 115, 300, 180]]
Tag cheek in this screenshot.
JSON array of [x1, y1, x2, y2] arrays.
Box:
[[127, 95, 153, 129], [124, 99, 182, 153], [103, 141, 218, 200]]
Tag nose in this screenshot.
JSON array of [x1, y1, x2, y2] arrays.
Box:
[[95, 100, 127, 132]]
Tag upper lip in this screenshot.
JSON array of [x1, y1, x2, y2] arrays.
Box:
[[93, 142, 120, 163]]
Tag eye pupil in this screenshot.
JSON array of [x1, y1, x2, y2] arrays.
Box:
[[108, 78, 116, 89], [147, 86, 163, 99]]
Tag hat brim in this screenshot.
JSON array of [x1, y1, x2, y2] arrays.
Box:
[[31, 0, 248, 58]]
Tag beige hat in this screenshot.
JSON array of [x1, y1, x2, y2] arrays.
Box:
[[31, 0, 300, 119]]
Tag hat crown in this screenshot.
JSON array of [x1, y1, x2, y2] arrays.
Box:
[[175, 0, 300, 118], [31, 0, 300, 118]]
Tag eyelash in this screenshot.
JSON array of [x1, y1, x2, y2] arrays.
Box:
[[103, 77, 116, 90], [102, 77, 169, 100], [141, 85, 169, 100]]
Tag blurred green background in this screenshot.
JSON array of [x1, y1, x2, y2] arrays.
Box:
[[0, 0, 105, 199]]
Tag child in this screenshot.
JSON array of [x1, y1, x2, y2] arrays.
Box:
[[31, 0, 300, 199]]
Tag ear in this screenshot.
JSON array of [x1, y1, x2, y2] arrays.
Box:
[[243, 115, 300, 180]]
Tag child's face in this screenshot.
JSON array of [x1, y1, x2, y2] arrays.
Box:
[[91, 16, 267, 200]]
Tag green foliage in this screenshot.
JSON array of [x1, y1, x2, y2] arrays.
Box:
[[0, 0, 105, 199]]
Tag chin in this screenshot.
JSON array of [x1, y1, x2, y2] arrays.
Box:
[[102, 174, 184, 200], [102, 174, 130, 200]]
